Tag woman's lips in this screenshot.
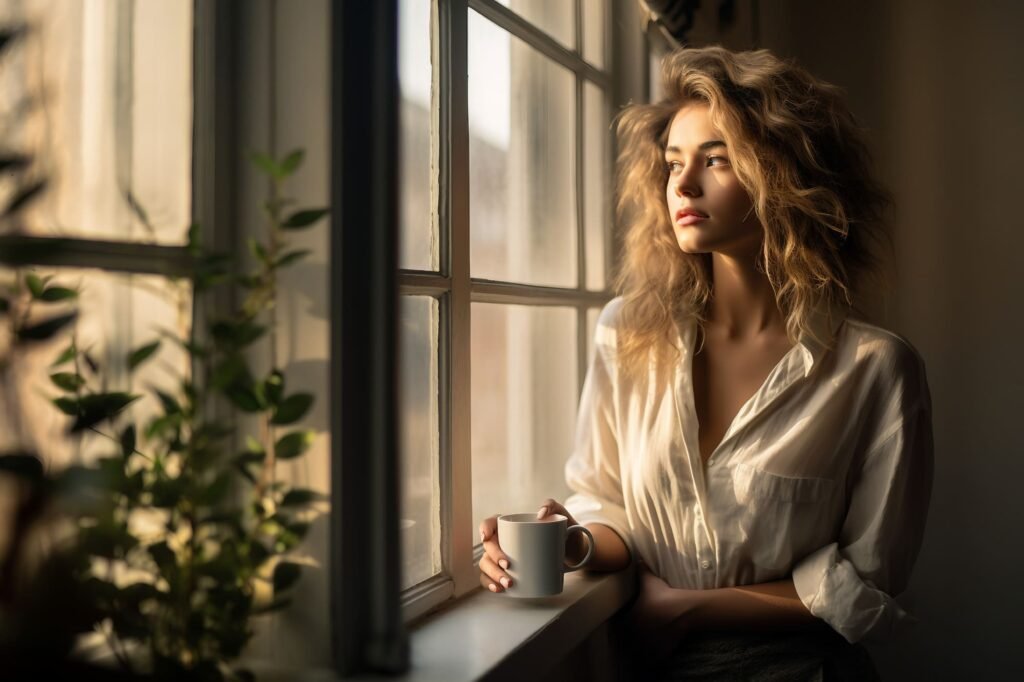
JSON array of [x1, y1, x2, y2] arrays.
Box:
[[675, 213, 708, 226]]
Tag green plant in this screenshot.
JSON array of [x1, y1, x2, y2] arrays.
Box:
[[1, 150, 328, 681]]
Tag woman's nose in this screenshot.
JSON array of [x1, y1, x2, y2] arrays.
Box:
[[674, 173, 701, 198]]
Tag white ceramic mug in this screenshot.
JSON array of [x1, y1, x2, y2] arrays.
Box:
[[495, 513, 595, 598]]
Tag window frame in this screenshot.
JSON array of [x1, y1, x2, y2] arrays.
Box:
[[398, 0, 619, 624]]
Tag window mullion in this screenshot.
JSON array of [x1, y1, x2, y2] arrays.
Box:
[[443, 0, 477, 599]]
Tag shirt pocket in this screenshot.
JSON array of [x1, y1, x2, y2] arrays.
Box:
[[726, 463, 838, 572]]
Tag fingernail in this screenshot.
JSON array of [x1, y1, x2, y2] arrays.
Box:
[[537, 506, 548, 519], [499, 559, 509, 570], [500, 577, 510, 588], [488, 583, 498, 592], [480, 530, 486, 542]]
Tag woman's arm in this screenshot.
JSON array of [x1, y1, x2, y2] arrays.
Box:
[[687, 578, 825, 632]]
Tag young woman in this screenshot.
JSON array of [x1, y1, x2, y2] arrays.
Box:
[[478, 46, 933, 680]]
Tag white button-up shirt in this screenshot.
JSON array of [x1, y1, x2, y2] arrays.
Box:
[[564, 297, 934, 644]]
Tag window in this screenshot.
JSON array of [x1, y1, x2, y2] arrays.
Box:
[[0, 1, 195, 462], [396, 0, 615, 620]]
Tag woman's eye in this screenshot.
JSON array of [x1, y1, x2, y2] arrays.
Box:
[[706, 155, 729, 167], [666, 160, 682, 173]]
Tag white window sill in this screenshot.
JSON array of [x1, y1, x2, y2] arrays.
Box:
[[250, 565, 636, 681]]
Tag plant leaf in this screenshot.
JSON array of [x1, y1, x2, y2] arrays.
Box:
[[70, 392, 141, 432], [52, 396, 78, 415], [17, 311, 78, 341], [251, 151, 281, 179], [224, 384, 264, 413], [281, 208, 328, 230], [274, 430, 314, 459], [271, 393, 313, 425], [25, 272, 45, 297], [120, 425, 136, 457], [40, 286, 78, 302], [274, 249, 311, 269], [263, 369, 285, 406], [248, 238, 270, 264], [127, 340, 161, 371], [50, 371, 85, 392], [0, 453, 44, 481], [272, 561, 302, 594], [278, 149, 304, 177], [280, 488, 326, 507], [51, 343, 76, 367]]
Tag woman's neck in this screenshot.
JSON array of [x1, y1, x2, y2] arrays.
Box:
[[706, 251, 785, 341]]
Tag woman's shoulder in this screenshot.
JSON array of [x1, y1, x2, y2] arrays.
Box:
[[838, 316, 931, 407]]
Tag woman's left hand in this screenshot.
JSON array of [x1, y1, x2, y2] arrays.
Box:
[[621, 562, 703, 662]]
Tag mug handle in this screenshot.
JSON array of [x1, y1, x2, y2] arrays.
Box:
[[563, 525, 595, 572]]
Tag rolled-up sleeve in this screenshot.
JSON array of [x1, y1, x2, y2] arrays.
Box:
[[563, 311, 634, 558], [793, 397, 934, 643]]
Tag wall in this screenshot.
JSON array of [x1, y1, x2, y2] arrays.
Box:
[[756, 1, 1024, 678], [235, 0, 333, 669]]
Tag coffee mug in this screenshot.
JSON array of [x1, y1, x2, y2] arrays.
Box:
[[495, 513, 595, 598]]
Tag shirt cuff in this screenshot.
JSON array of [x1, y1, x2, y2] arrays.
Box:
[[792, 542, 915, 644]]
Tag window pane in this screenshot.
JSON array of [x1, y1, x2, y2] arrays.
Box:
[[398, 0, 436, 271], [471, 303, 577, 526], [582, 0, 608, 68], [586, 306, 600, 368], [584, 82, 610, 291], [4, 1, 192, 243], [399, 295, 441, 589], [495, 0, 574, 50], [0, 267, 191, 468], [469, 11, 577, 288]]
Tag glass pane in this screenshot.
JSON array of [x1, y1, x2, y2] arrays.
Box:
[[471, 303, 577, 528], [495, 0, 574, 49], [584, 83, 610, 291], [582, 0, 608, 68], [0, 267, 191, 468], [398, 0, 436, 271], [3, 1, 192, 243], [469, 10, 577, 288], [399, 295, 441, 589]]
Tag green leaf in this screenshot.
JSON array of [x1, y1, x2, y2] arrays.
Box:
[[271, 393, 313, 425], [25, 273, 45, 297], [127, 339, 161, 371], [51, 343, 76, 367], [281, 208, 328, 230], [50, 371, 85, 392], [210, 318, 266, 348], [274, 249, 311, 269], [280, 488, 326, 507], [17, 311, 78, 341], [272, 561, 302, 594], [248, 238, 270, 264], [279, 149, 304, 177], [70, 392, 141, 432], [153, 389, 182, 416], [274, 430, 314, 459], [148, 541, 177, 574], [187, 222, 202, 255], [197, 471, 232, 506], [120, 425, 136, 457], [52, 396, 78, 415], [40, 286, 78, 302], [251, 151, 281, 179], [224, 384, 265, 413]]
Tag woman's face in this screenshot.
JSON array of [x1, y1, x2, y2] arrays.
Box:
[[664, 102, 762, 257]]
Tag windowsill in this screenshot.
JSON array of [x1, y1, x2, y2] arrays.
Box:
[[249, 564, 637, 681]]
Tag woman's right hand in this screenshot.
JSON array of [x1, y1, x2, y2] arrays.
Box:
[[478, 498, 584, 593]]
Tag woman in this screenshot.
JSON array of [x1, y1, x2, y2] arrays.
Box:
[[478, 46, 933, 680]]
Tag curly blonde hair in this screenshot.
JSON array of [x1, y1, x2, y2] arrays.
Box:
[[612, 45, 892, 377]]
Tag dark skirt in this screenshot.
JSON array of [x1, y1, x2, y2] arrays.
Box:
[[619, 628, 881, 682]]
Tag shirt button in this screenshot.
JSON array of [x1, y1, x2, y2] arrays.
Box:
[[701, 560, 712, 570]]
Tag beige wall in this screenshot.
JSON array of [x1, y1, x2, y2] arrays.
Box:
[[756, 0, 1024, 678]]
